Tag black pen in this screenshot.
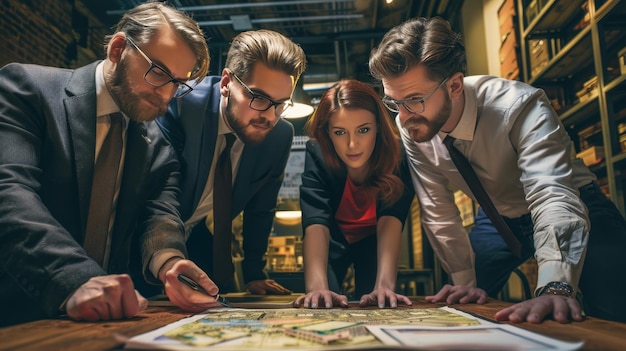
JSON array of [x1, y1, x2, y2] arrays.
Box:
[[177, 274, 232, 307]]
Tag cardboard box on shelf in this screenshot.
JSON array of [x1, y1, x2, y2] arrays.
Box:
[[576, 146, 604, 166], [500, 15, 515, 43], [542, 85, 566, 112], [529, 38, 551, 78], [619, 122, 626, 153], [525, 0, 539, 25], [500, 45, 520, 80], [499, 30, 517, 63], [619, 46, 626, 75], [575, 76, 598, 104], [577, 121, 602, 150], [498, 0, 516, 41]]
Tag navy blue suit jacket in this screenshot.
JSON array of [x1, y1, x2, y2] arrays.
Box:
[[158, 76, 294, 283], [0, 62, 186, 325]]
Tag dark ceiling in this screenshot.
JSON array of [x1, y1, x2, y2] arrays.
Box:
[[89, 0, 464, 99]]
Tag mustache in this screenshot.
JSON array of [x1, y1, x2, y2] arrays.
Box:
[[142, 94, 167, 111], [249, 117, 273, 128], [402, 116, 426, 129]]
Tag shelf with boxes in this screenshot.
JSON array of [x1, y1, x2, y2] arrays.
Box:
[[516, 0, 626, 214], [499, 0, 521, 80]]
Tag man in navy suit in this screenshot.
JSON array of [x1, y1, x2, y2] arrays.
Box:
[[0, 2, 220, 326], [158, 29, 307, 294]]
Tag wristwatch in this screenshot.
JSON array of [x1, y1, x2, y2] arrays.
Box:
[[536, 281, 574, 298]]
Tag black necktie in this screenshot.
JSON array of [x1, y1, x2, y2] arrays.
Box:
[[443, 135, 522, 258], [212, 133, 236, 285], [85, 113, 123, 267]]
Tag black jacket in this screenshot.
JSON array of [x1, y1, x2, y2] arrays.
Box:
[[299, 140, 415, 256]]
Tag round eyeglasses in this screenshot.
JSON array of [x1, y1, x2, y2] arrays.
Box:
[[126, 36, 194, 98], [229, 70, 294, 118], [382, 77, 448, 114]]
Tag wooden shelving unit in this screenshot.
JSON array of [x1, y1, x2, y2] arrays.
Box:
[[516, 0, 626, 215]]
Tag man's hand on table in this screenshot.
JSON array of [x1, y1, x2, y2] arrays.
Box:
[[66, 274, 147, 322], [426, 284, 584, 323], [494, 294, 584, 324], [425, 284, 489, 305], [160, 258, 222, 312], [247, 279, 292, 295]]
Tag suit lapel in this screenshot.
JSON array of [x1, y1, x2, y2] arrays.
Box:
[[63, 62, 99, 236], [193, 103, 219, 210], [182, 83, 221, 214]]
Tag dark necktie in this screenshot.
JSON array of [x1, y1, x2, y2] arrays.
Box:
[[85, 113, 123, 267], [212, 133, 236, 285], [443, 135, 522, 258]]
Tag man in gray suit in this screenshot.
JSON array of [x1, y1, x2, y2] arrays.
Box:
[[0, 2, 218, 326]]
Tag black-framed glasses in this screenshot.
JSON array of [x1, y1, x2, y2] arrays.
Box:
[[382, 77, 449, 114], [126, 36, 194, 98], [229, 70, 293, 118]]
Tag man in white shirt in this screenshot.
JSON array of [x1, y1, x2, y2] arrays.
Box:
[[369, 17, 626, 323]]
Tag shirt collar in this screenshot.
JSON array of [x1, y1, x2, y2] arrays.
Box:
[[438, 84, 477, 142], [217, 101, 237, 137], [95, 62, 122, 117]]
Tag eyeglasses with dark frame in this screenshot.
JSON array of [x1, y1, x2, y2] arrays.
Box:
[[382, 77, 449, 114], [126, 36, 194, 98], [229, 70, 294, 118]]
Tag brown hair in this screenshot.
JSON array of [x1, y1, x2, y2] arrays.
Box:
[[369, 17, 466, 82], [104, 1, 209, 81], [225, 29, 307, 85], [306, 79, 404, 206]]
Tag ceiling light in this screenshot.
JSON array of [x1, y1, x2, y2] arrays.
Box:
[[282, 102, 314, 119], [230, 14, 252, 31], [274, 210, 302, 226]]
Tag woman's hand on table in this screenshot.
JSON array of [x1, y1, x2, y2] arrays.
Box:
[[293, 289, 348, 308], [358, 287, 413, 308]]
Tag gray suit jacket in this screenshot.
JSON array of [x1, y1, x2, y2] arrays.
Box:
[[0, 62, 186, 325]]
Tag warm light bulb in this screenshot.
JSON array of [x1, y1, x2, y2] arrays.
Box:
[[281, 102, 314, 119]]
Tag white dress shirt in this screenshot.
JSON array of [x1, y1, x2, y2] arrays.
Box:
[[400, 75, 594, 292]]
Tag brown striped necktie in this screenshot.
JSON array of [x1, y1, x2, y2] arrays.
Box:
[[84, 113, 123, 267]]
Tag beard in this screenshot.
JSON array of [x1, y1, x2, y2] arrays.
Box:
[[107, 58, 169, 122], [224, 95, 275, 145], [402, 93, 452, 143]]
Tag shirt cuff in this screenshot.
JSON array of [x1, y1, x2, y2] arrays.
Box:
[[450, 268, 477, 287], [149, 249, 186, 280], [535, 260, 582, 297]]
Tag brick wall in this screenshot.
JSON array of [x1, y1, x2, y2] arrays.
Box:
[[0, 0, 108, 69]]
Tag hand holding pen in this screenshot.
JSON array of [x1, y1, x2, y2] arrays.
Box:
[[157, 257, 226, 311], [178, 274, 232, 307]]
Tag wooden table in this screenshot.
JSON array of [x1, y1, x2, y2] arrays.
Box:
[[1, 298, 625, 350]]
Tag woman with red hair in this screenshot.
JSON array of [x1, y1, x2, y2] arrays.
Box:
[[294, 80, 414, 309]]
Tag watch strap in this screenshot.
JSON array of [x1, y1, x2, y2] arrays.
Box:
[[536, 281, 574, 298]]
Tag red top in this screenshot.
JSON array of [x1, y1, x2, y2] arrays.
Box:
[[335, 177, 377, 244]]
